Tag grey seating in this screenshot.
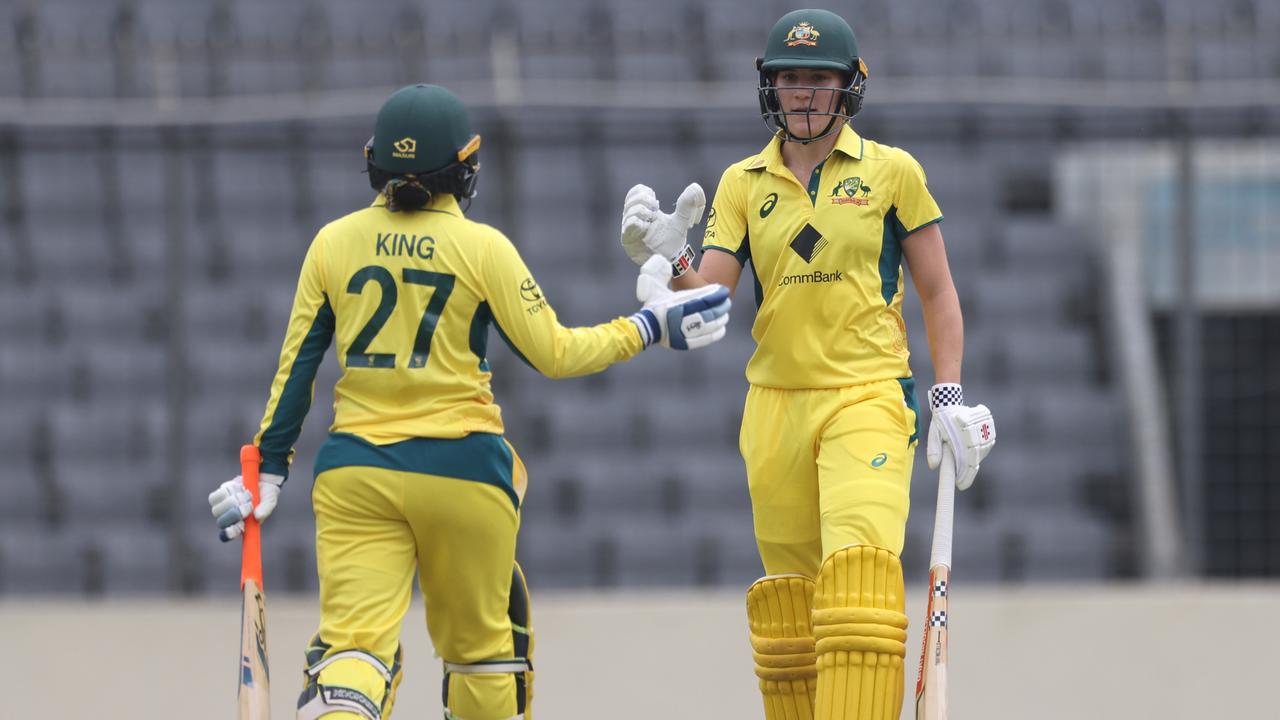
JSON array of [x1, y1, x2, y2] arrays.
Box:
[[84, 344, 168, 403], [186, 339, 282, 400], [0, 454, 44, 523], [184, 520, 318, 594], [531, 455, 671, 524], [0, 346, 81, 405], [182, 525, 243, 593], [182, 283, 294, 346], [998, 509, 1116, 580], [0, 286, 63, 344], [998, 219, 1096, 272], [677, 454, 752, 514], [966, 325, 1097, 386], [512, 0, 601, 82], [516, 521, 599, 588], [539, 392, 647, 456], [637, 391, 742, 455], [47, 402, 165, 524], [971, 268, 1085, 327], [0, 527, 88, 594], [976, 447, 1103, 511], [17, 0, 1274, 595], [85, 525, 174, 594], [911, 518, 1009, 583], [0, 525, 171, 595], [59, 284, 162, 347], [592, 511, 761, 587], [24, 209, 121, 280]]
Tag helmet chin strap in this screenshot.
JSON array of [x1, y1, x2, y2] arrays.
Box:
[[781, 113, 844, 145]]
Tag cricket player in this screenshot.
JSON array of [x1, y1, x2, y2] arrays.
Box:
[[619, 10, 995, 719], [207, 84, 732, 720]]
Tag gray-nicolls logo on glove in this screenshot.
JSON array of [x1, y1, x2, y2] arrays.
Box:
[[926, 383, 996, 491]]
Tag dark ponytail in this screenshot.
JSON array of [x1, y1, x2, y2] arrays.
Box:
[[369, 161, 479, 213], [386, 176, 431, 212]]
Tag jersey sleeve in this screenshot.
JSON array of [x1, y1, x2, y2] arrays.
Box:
[[701, 166, 751, 266], [254, 232, 336, 479], [893, 149, 943, 234], [481, 229, 643, 379]]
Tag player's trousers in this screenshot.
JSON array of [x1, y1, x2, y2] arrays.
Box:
[[307, 431, 529, 719], [740, 378, 919, 576]]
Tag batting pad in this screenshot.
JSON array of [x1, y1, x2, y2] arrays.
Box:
[[813, 545, 908, 720], [747, 574, 818, 720]]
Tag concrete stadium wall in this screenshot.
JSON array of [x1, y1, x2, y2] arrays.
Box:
[[2, 583, 1274, 719]]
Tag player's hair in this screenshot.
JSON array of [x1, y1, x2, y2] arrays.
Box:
[[365, 139, 481, 212], [381, 176, 428, 211]]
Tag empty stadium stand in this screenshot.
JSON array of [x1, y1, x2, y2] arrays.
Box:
[[3, 0, 1277, 594]]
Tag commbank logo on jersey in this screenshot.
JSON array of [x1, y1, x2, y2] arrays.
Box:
[[392, 137, 417, 159], [785, 22, 820, 47], [830, 176, 871, 205], [789, 223, 829, 263]]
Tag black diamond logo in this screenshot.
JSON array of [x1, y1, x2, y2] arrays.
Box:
[[789, 224, 828, 263]]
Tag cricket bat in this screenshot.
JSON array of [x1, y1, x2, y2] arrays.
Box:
[[915, 453, 956, 720], [238, 444, 271, 719]]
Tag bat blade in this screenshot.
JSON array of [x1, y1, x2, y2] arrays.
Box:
[[238, 444, 271, 719], [915, 453, 956, 720], [239, 579, 270, 718], [914, 564, 949, 719]]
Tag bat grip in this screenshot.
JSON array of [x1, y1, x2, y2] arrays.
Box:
[[239, 444, 263, 590], [929, 453, 956, 570]]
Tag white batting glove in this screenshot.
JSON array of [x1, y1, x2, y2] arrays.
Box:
[[629, 255, 731, 350], [926, 383, 996, 491], [619, 182, 705, 277], [209, 473, 284, 542]]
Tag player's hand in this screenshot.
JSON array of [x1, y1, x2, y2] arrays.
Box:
[[926, 383, 995, 491], [629, 255, 730, 350], [619, 182, 705, 276], [209, 473, 284, 542]]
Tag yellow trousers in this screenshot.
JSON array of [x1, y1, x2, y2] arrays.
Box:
[[740, 379, 918, 576], [310, 446, 528, 719]]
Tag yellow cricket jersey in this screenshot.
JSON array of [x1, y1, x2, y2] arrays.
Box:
[[255, 193, 643, 479], [702, 125, 942, 389]]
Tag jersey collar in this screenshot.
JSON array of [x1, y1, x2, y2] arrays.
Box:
[[369, 192, 462, 216], [745, 125, 865, 175]]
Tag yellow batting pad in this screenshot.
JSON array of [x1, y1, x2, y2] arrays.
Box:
[[747, 574, 818, 720], [813, 546, 908, 720]]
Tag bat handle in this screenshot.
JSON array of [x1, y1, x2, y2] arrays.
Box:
[[239, 444, 263, 590], [929, 453, 957, 571]]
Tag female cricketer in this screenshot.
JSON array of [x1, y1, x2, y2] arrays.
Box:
[[619, 9, 996, 720], [207, 84, 731, 720]]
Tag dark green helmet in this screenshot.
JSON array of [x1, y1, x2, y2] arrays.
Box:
[[364, 84, 481, 206], [756, 9, 869, 144]]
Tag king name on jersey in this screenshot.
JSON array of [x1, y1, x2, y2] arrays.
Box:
[[375, 232, 436, 259]]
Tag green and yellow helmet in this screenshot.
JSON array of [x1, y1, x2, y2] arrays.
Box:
[[756, 9, 869, 143], [364, 84, 481, 203]]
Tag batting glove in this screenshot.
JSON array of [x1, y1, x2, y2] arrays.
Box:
[[926, 383, 996, 491], [629, 255, 731, 350], [619, 182, 704, 277], [209, 473, 284, 542]]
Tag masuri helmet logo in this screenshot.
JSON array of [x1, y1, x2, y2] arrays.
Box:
[[392, 137, 417, 158]]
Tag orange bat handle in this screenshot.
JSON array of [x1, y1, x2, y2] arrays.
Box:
[[239, 444, 263, 590]]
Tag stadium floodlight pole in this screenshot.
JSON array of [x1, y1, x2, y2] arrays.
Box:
[[1173, 109, 1203, 576]]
